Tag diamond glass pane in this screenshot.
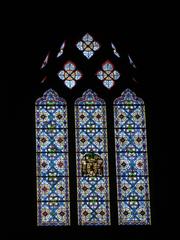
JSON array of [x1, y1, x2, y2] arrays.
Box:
[[113, 89, 151, 225], [75, 89, 111, 225], [57, 62, 82, 89], [76, 33, 100, 59], [35, 89, 70, 226], [96, 61, 120, 89]]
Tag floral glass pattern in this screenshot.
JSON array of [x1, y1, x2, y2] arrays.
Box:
[[113, 89, 151, 225], [96, 60, 120, 89], [75, 89, 111, 225], [35, 89, 70, 226], [76, 33, 100, 59], [58, 61, 82, 89]]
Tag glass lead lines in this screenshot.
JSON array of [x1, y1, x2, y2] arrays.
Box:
[[76, 33, 100, 59], [114, 89, 151, 225], [58, 61, 82, 89], [35, 89, 70, 226], [96, 61, 120, 89], [35, 88, 151, 226], [75, 90, 111, 225]]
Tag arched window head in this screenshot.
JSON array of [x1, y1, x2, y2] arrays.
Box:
[[37, 32, 151, 227]]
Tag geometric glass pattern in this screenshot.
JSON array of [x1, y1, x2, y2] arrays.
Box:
[[57, 61, 82, 89], [35, 89, 70, 226], [75, 89, 111, 225], [96, 60, 120, 89], [113, 89, 151, 225], [76, 33, 100, 59], [111, 42, 120, 58]]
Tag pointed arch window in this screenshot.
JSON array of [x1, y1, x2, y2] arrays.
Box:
[[37, 32, 152, 227], [35, 89, 70, 226], [114, 89, 151, 225], [75, 90, 111, 225]]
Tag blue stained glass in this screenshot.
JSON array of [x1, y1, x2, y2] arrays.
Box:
[[77, 177, 110, 201], [103, 80, 114, 89], [64, 62, 76, 71], [37, 201, 70, 226], [35, 89, 70, 226], [114, 89, 151, 225], [75, 90, 111, 225], [102, 62, 113, 71], [57, 61, 82, 89], [118, 201, 150, 225], [64, 80, 76, 89], [36, 152, 69, 177], [111, 71, 120, 80], [115, 152, 149, 176], [76, 33, 100, 59], [83, 33, 93, 42], [96, 61, 120, 89]]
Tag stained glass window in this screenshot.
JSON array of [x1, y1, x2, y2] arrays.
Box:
[[40, 52, 50, 69], [128, 55, 136, 68], [35, 89, 70, 226], [57, 41, 66, 58], [76, 33, 100, 59], [113, 89, 151, 225], [96, 60, 120, 89], [58, 61, 82, 89], [111, 42, 120, 58], [75, 90, 111, 225]]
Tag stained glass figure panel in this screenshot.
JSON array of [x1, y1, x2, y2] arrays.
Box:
[[36, 89, 70, 226], [113, 89, 151, 225], [75, 90, 111, 225]]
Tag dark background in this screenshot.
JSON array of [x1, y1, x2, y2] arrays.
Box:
[[7, 9, 170, 240]]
